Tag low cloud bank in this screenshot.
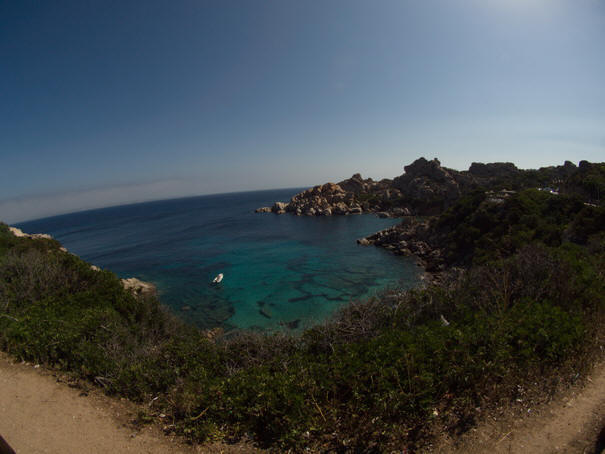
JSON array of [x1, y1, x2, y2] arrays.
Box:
[[0, 179, 200, 224]]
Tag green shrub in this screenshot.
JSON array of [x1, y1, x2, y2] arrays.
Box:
[[0, 215, 603, 452]]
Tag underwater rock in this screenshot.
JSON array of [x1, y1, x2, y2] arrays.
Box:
[[259, 308, 272, 319]]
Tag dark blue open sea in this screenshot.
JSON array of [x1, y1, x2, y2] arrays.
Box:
[[17, 188, 420, 331]]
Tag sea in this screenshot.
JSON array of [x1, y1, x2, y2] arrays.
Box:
[[17, 188, 421, 332]]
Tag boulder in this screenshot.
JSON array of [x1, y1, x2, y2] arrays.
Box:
[[272, 201, 288, 214], [402, 157, 449, 182], [121, 277, 157, 297], [9, 227, 27, 237], [9, 227, 53, 240], [338, 174, 366, 194], [468, 162, 519, 179], [333, 202, 349, 215], [255, 206, 272, 213], [392, 157, 463, 212], [204, 327, 224, 341], [563, 160, 577, 170], [391, 207, 411, 217]]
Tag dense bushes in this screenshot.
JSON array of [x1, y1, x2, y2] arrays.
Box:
[[563, 162, 605, 203], [434, 189, 604, 266], [0, 206, 604, 451]]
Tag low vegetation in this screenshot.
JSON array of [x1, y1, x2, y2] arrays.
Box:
[[434, 188, 605, 266], [1, 189, 604, 452]]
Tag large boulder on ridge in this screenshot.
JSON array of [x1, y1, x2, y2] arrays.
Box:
[[468, 162, 519, 181], [392, 158, 465, 212]]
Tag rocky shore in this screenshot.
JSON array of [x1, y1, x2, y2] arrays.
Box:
[[256, 157, 587, 219], [8, 226, 157, 297], [357, 218, 441, 266], [254, 157, 520, 280], [255, 157, 455, 218], [255, 175, 409, 217], [255, 157, 531, 218], [256, 157, 596, 282], [8, 226, 52, 240], [356, 217, 456, 285]]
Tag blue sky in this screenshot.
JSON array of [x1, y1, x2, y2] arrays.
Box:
[[1, 0, 604, 222]]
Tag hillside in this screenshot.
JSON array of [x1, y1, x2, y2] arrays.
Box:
[[257, 158, 604, 217], [1, 158, 604, 452]]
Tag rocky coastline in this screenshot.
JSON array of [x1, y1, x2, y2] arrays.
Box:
[[357, 218, 439, 266], [256, 157, 589, 218], [255, 176, 408, 217], [254, 157, 520, 282], [356, 217, 456, 285], [256, 157, 599, 283], [8, 226, 157, 297]]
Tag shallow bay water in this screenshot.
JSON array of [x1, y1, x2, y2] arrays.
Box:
[[18, 189, 420, 331]]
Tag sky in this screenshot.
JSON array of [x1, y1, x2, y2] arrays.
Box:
[[1, 0, 604, 223]]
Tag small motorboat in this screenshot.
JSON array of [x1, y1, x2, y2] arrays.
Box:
[[212, 273, 224, 284]]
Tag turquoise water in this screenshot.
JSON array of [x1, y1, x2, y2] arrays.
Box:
[[18, 189, 420, 331]]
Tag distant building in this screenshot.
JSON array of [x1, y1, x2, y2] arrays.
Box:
[[538, 187, 559, 195]]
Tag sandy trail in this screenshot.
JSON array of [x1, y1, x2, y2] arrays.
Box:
[[438, 360, 605, 454], [1, 350, 603, 454], [0, 353, 201, 454]]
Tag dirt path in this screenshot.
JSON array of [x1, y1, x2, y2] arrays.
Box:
[[0, 353, 257, 454], [0, 354, 197, 453], [1, 351, 603, 453], [436, 360, 605, 454]]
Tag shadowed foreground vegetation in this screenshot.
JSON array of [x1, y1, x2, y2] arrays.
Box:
[[0, 191, 604, 452]]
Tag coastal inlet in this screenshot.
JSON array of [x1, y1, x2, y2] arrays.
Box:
[[17, 188, 421, 331]]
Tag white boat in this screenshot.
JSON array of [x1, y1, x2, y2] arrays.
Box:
[[212, 273, 224, 284]]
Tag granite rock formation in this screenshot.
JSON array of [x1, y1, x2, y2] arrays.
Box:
[[357, 218, 446, 273], [391, 158, 473, 214], [257, 157, 598, 219], [257, 157, 470, 217], [9, 227, 53, 240], [120, 277, 157, 298]]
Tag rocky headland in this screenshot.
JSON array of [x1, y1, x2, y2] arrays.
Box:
[[256, 157, 583, 218], [255, 175, 402, 217], [257, 157, 604, 281]]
